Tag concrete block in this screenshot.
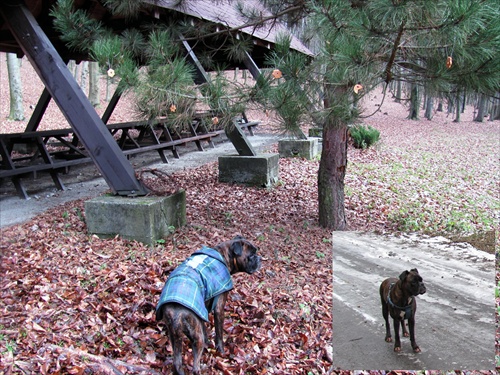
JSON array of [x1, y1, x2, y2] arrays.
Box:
[[218, 154, 279, 187], [278, 138, 321, 160], [85, 189, 186, 245], [308, 128, 323, 138]]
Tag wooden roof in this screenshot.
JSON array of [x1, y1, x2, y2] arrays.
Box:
[[0, 0, 312, 65], [148, 0, 312, 56]]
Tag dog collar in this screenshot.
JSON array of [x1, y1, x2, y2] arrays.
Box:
[[387, 283, 413, 320]]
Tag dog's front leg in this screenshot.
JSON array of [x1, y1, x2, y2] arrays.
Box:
[[213, 292, 228, 354], [392, 317, 402, 352], [408, 316, 421, 353]]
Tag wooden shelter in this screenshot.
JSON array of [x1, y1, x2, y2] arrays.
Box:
[[0, 0, 311, 198]]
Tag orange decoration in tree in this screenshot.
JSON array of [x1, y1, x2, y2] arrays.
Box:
[[212, 116, 219, 125], [170, 104, 177, 113], [353, 84, 363, 94], [446, 56, 453, 69], [272, 69, 282, 79]]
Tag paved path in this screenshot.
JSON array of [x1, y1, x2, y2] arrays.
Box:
[[332, 231, 495, 370]]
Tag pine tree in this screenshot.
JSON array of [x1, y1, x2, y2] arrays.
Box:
[[262, 0, 499, 229]]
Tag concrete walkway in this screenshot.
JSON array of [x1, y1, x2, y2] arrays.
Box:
[[332, 231, 495, 370]]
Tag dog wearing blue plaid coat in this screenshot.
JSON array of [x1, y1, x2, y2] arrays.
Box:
[[156, 236, 261, 375]]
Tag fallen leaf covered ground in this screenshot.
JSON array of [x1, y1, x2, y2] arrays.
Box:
[[0, 158, 333, 374]]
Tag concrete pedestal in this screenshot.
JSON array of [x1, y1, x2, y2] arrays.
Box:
[[85, 190, 186, 245], [278, 138, 320, 160], [218, 154, 279, 187], [308, 128, 322, 138]]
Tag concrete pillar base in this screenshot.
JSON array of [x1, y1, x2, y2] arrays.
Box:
[[218, 154, 279, 187], [278, 138, 320, 160], [85, 189, 186, 245]]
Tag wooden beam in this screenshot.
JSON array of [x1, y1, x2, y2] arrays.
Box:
[[24, 87, 51, 132], [243, 50, 261, 80], [0, 1, 147, 196], [180, 34, 210, 85]]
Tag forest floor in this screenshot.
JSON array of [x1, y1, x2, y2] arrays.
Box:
[[0, 55, 499, 374]]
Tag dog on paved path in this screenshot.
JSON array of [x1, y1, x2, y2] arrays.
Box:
[[379, 268, 426, 353], [156, 236, 261, 375]]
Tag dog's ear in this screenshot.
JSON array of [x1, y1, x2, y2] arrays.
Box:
[[399, 270, 410, 281], [231, 240, 243, 256], [233, 235, 244, 241], [410, 268, 419, 274]]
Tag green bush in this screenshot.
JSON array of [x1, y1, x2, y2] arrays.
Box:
[[350, 125, 380, 149]]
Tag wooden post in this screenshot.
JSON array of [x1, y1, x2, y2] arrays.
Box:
[[225, 121, 257, 156], [0, 1, 147, 196]]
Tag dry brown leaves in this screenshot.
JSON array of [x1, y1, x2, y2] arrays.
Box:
[[0, 158, 332, 374]]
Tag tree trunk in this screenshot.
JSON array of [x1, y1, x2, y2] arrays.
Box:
[[453, 91, 461, 122], [89, 61, 100, 107], [474, 94, 487, 122], [6, 53, 25, 121], [395, 79, 402, 103], [424, 96, 434, 120], [407, 83, 420, 120], [318, 118, 348, 230], [80, 61, 89, 92]]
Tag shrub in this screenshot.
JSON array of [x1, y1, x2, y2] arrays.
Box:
[[350, 124, 380, 149]]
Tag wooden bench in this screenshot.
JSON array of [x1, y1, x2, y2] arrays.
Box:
[[0, 119, 219, 198]]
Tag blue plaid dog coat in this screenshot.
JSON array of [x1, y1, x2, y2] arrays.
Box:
[[156, 247, 233, 322]]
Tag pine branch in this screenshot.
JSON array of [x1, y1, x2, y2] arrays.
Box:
[[384, 21, 405, 84]]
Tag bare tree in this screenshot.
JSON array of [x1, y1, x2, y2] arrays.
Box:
[[6, 53, 24, 121]]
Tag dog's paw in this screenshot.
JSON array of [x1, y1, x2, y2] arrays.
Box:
[[393, 346, 402, 352], [403, 332, 410, 337], [413, 346, 421, 353], [385, 337, 392, 343]]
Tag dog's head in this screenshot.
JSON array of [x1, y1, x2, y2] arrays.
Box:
[[215, 235, 261, 275], [399, 268, 426, 296]]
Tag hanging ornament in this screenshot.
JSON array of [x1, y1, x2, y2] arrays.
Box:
[[446, 56, 453, 69], [212, 116, 219, 125], [272, 69, 282, 79], [353, 84, 363, 94], [170, 104, 177, 113], [107, 68, 115, 78]]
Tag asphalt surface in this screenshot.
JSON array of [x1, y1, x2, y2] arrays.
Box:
[[332, 231, 495, 370]]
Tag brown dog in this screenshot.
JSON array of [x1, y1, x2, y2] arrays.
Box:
[[379, 268, 426, 353], [156, 236, 261, 375]]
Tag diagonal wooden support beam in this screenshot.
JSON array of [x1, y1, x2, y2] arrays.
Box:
[[243, 50, 261, 80], [0, 1, 147, 196], [24, 87, 51, 132], [179, 34, 210, 85]]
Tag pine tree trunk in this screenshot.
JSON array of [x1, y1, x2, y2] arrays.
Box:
[[395, 80, 401, 103], [424, 96, 434, 120], [453, 91, 461, 122], [318, 115, 348, 230], [89, 61, 100, 107], [474, 94, 487, 122], [407, 83, 420, 120]]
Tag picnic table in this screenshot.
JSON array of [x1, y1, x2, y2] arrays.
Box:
[[0, 116, 259, 199]]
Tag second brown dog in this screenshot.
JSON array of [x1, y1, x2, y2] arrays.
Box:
[[379, 268, 426, 353]]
